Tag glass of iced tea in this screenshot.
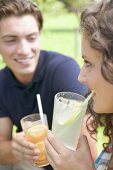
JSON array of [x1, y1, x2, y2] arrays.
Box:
[[20, 113, 49, 167]]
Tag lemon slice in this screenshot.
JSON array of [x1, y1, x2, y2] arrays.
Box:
[[62, 111, 80, 125], [27, 125, 46, 135], [36, 141, 45, 161], [26, 125, 48, 144], [35, 142, 49, 167]]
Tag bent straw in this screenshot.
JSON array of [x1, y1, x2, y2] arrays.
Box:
[[36, 94, 44, 120], [83, 91, 94, 104]]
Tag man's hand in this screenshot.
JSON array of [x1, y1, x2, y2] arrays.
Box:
[[12, 131, 40, 163]]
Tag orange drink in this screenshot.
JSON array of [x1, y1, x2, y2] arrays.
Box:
[[20, 113, 49, 167], [26, 124, 49, 167]]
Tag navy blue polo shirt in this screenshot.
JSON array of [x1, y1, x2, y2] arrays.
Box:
[[0, 50, 87, 131]]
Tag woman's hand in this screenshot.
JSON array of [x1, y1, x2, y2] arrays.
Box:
[[12, 131, 40, 163], [45, 131, 95, 170]]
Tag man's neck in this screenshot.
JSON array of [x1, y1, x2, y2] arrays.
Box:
[[13, 72, 35, 85]]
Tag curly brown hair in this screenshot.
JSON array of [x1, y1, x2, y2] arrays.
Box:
[[80, 0, 113, 149]]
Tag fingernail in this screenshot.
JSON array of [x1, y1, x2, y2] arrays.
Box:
[[33, 156, 39, 161], [34, 149, 40, 155], [48, 130, 53, 136]]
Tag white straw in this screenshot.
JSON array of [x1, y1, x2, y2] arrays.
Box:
[[36, 94, 44, 120], [84, 91, 94, 104]]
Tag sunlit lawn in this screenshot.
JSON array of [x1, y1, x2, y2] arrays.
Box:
[[41, 13, 83, 65]]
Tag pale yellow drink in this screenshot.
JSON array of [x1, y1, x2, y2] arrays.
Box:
[[52, 92, 88, 150]]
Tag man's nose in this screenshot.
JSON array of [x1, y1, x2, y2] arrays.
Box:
[[17, 40, 30, 55]]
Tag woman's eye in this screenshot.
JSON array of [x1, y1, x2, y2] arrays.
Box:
[[83, 59, 92, 67]]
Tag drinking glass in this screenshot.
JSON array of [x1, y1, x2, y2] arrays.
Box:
[[21, 113, 49, 167], [52, 92, 88, 150]]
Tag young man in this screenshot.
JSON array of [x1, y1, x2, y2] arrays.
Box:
[[0, 0, 87, 169]]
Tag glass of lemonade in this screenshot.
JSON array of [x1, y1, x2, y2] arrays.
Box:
[[20, 113, 49, 167], [52, 92, 88, 150]]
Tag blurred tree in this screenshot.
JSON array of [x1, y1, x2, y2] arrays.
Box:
[[58, 0, 93, 13], [34, 0, 93, 14], [34, 0, 66, 15]]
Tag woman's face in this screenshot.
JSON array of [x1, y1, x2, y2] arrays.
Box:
[[78, 34, 113, 114]]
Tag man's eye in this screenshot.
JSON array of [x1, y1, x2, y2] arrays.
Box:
[[28, 36, 37, 41], [5, 39, 16, 43]]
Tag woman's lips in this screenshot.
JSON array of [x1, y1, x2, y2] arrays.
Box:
[[92, 92, 96, 99]]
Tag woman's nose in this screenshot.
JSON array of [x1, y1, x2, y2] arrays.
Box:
[[78, 67, 87, 84]]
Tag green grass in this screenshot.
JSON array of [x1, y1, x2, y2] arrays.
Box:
[[43, 13, 79, 30], [41, 13, 82, 65], [0, 56, 5, 69]]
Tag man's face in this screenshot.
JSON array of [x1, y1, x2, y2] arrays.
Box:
[[0, 15, 41, 83]]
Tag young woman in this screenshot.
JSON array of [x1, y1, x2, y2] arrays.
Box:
[[45, 0, 113, 169]]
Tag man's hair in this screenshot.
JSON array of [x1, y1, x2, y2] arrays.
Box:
[[0, 0, 43, 31]]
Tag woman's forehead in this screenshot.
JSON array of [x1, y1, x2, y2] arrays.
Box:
[[81, 34, 102, 64]]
